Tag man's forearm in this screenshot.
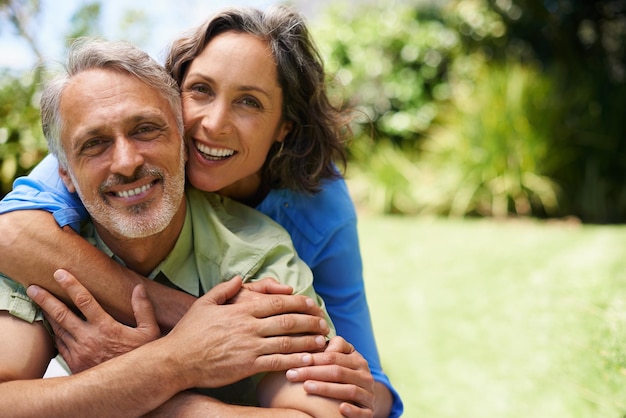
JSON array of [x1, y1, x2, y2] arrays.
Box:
[[0, 338, 186, 417], [0, 210, 193, 330]]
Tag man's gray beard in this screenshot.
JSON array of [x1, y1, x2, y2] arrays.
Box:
[[69, 170, 185, 239]]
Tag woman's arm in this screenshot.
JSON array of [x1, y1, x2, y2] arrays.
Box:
[[309, 222, 399, 418], [258, 371, 342, 418], [145, 390, 313, 418], [0, 210, 193, 331]]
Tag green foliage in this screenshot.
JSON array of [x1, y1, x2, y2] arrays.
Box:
[[347, 139, 421, 214], [315, 0, 625, 221], [486, 0, 626, 222], [418, 61, 561, 217], [316, 2, 461, 148], [0, 69, 46, 196]]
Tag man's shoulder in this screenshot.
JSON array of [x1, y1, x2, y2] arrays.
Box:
[[186, 188, 292, 242]]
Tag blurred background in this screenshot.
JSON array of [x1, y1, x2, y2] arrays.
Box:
[[2, 0, 626, 416], [1, 0, 625, 222]]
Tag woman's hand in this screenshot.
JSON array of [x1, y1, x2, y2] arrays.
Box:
[[285, 336, 375, 418]]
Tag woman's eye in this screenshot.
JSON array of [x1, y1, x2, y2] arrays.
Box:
[[190, 84, 212, 95], [241, 97, 261, 109]]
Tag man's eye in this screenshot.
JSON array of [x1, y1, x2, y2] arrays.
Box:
[[134, 125, 163, 140], [79, 138, 108, 155], [83, 138, 105, 150]]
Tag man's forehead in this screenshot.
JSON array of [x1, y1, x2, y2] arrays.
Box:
[[61, 69, 174, 143], [64, 68, 154, 99]]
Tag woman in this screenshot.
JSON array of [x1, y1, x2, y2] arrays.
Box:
[[0, 5, 402, 417]]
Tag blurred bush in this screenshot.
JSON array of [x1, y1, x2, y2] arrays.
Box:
[[315, 0, 626, 222], [0, 68, 46, 195]]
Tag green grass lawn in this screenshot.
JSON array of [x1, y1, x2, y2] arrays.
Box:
[[359, 216, 626, 418]]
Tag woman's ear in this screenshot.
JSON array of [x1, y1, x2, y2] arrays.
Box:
[[277, 120, 293, 143]]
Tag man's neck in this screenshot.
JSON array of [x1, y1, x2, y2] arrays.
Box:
[[94, 199, 187, 276]]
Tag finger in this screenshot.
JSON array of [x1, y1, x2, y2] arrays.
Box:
[[285, 363, 374, 398], [339, 401, 374, 418], [302, 380, 375, 412], [130, 284, 160, 336], [249, 293, 325, 318], [199, 276, 242, 306], [242, 277, 293, 295], [45, 311, 73, 345], [52, 269, 109, 323], [27, 284, 85, 336], [54, 333, 71, 362], [305, 351, 368, 370], [326, 336, 354, 354], [258, 313, 330, 338], [259, 334, 327, 356], [252, 351, 317, 373], [287, 363, 371, 383]]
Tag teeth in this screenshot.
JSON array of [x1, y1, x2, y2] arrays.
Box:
[[196, 142, 235, 159], [116, 183, 152, 198]]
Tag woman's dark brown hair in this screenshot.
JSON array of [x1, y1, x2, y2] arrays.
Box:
[[165, 5, 350, 193]]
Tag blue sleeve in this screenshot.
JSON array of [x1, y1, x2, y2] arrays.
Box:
[[0, 154, 88, 232], [258, 181, 404, 417], [311, 220, 404, 417]]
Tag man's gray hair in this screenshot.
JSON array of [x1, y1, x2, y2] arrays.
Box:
[[41, 38, 183, 168]]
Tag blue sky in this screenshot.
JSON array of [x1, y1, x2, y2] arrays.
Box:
[[0, 0, 283, 70]]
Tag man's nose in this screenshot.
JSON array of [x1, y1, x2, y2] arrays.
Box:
[[109, 137, 145, 176]]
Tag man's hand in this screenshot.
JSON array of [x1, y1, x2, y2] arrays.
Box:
[[241, 276, 294, 295], [26, 269, 161, 373], [162, 276, 332, 389], [229, 277, 294, 304], [285, 336, 375, 418]]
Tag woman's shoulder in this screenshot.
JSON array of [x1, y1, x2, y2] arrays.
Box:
[[260, 178, 357, 243]]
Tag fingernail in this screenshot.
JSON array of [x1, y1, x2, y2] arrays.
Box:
[[306, 298, 314, 307], [315, 335, 325, 346], [26, 285, 40, 298], [319, 319, 327, 329], [304, 381, 318, 391], [302, 354, 312, 364], [286, 369, 297, 379], [53, 270, 66, 282]]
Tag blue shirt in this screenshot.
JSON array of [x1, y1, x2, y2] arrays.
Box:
[[0, 154, 403, 416]]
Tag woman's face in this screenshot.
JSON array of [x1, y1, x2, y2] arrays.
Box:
[[180, 31, 291, 202]]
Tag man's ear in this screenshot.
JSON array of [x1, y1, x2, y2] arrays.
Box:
[[58, 166, 76, 193]]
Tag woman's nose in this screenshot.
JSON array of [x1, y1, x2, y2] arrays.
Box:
[[199, 100, 233, 137]]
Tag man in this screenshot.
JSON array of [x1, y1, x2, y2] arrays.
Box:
[[0, 38, 356, 416]]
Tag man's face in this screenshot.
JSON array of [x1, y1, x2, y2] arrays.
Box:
[[58, 68, 186, 239]]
